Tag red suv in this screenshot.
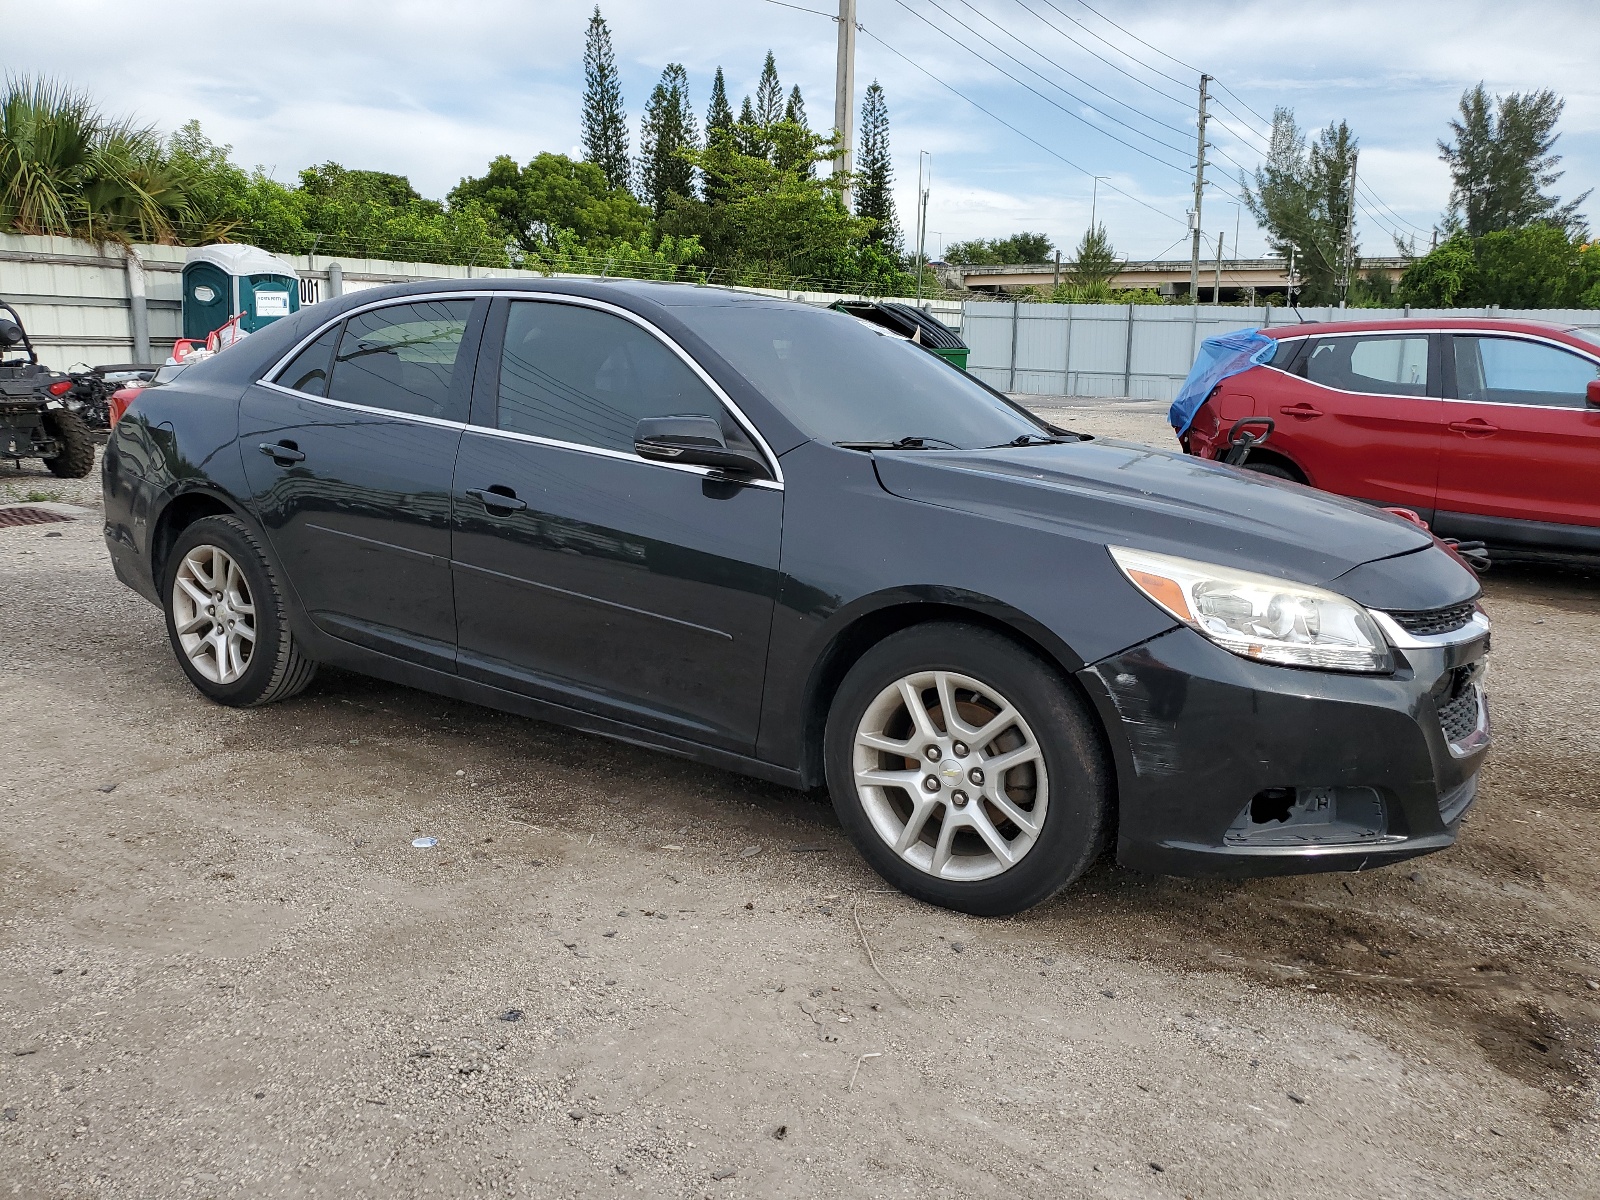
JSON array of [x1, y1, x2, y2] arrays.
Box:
[[1181, 318, 1600, 559]]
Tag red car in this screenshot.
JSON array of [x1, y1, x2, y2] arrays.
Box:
[[1181, 318, 1600, 560]]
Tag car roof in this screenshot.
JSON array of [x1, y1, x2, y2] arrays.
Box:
[[1261, 316, 1584, 340]]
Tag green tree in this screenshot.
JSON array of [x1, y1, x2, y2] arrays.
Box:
[[0, 76, 196, 244], [449, 152, 648, 253], [638, 64, 698, 216], [703, 68, 736, 206], [533, 225, 704, 282], [854, 80, 900, 253], [735, 96, 765, 160], [1066, 222, 1117, 287], [165, 120, 250, 238], [580, 7, 630, 193], [1241, 108, 1360, 304], [1396, 232, 1479, 306], [1440, 84, 1589, 237], [755, 52, 783, 127], [945, 232, 1054, 265], [784, 86, 807, 128]]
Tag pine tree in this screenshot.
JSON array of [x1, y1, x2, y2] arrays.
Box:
[[855, 81, 900, 253], [703, 67, 735, 207], [1241, 108, 1360, 303], [783, 85, 807, 129], [580, 7, 630, 192], [755, 52, 783, 127], [1440, 83, 1589, 236], [638, 64, 698, 216], [736, 95, 765, 160]]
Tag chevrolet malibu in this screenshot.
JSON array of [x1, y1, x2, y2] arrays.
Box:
[[103, 280, 1490, 915]]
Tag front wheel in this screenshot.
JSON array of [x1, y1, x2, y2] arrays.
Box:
[[824, 623, 1111, 916], [162, 515, 317, 707]]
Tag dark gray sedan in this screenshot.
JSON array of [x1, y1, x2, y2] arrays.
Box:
[[102, 279, 1489, 914]]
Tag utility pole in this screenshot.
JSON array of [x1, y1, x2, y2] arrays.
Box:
[[834, 0, 858, 209], [1089, 175, 1106, 231], [1340, 150, 1359, 307], [1213, 230, 1224, 304], [914, 151, 930, 300], [1188, 74, 1210, 304]]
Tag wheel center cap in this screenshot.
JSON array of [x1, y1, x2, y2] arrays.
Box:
[[938, 759, 965, 786]]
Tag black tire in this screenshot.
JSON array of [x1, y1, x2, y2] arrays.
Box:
[[161, 514, 317, 707], [1241, 459, 1298, 481], [42, 409, 95, 478], [824, 622, 1111, 916]]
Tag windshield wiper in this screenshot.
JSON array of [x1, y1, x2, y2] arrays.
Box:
[[834, 436, 959, 451], [991, 432, 1080, 447]]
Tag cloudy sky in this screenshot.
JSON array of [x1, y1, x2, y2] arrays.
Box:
[[10, 0, 1599, 261]]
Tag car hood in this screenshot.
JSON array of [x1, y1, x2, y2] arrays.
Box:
[[870, 438, 1435, 588]]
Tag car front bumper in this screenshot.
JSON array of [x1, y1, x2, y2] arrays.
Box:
[[1078, 619, 1489, 878]]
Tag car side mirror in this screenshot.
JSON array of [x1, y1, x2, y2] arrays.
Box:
[[1588, 379, 1600, 409], [634, 414, 772, 479]]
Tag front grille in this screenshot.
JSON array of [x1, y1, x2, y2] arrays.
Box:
[[1385, 600, 1476, 636], [1438, 685, 1481, 744]]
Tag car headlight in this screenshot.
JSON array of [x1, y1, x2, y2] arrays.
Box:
[[1108, 546, 1392, 674]]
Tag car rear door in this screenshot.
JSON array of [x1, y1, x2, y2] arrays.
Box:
[[1268, 331, 1444, 512], [448, 296, 784, 753], [1435, 332, 1600, 541], [239, 297, 486, 670]]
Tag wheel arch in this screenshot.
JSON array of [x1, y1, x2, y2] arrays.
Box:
[[149, 487, 252, 593], [793, 591, 1110, 794], [1239, 446, 1309, 484]]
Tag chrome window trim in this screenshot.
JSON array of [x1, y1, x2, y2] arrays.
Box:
[[1266, 327, 1600, 405], [256, 379, 470, 432], [458, 422, 783, 491], [261, 288, 785, 486]]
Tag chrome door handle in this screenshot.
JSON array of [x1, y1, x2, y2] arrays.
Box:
[[466, 487, 527, 513], [258, 441, 305, 463]]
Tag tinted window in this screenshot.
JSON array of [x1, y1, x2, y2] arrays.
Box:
[[1305, 335, 1429, 396], [326, 300, 473, 420], [671, 303, 1047, 448], [497, 301, 730, 453], [1453, 335, 1599, 408], [275, 324, 340, 397]]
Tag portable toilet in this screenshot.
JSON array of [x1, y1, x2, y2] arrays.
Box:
[[181, 244, 302, 341]]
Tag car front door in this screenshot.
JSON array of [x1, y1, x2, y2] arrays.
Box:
[[1268, 332, 1444, 512], [239, 297, 486, 669], [1435, 332, 1600, 543], [449, 296, 783, 753]]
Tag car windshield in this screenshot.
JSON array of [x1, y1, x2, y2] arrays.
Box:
[[676, 303, 1052, 449]]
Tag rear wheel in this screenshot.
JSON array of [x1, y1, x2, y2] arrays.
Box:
[[824, 623, 1111, 916], [162, 515, 317, 707], [1241, 459, 1298, 482], [42, 410, 94, 478]]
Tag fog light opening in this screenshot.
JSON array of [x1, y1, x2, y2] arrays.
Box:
[[1251, 787, 1296, 825]]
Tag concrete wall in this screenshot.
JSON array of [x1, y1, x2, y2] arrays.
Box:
[[0, 233, 962, 369], [961, 300, 1600, 402]]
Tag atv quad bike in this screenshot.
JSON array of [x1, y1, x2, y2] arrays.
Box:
[[0, 302, 96, 478]]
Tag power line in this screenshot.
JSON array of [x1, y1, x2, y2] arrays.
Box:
[[1003, 0, 1192, 107], [884, 0, 1192, 171], [950, 0, 1196, 145], [756, 0, 836, 17], [857, 24, 1186, 228], [1037, 0, 1193, 90]]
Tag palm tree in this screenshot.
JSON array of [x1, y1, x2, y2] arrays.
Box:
[[0, 76, 197, 243]]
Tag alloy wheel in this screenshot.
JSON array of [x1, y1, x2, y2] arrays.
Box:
[[171, 544, 256, 684], [851, 670, 1048, 881]]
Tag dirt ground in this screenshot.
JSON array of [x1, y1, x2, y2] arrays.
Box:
[[2, 409, 1597, 1200]]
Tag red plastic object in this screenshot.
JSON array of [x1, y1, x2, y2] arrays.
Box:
[[107, 384, 143, 427], [47, 378, 73, 395]]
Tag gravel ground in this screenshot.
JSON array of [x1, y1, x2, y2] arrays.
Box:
[[1, 422, 1596, 1199]]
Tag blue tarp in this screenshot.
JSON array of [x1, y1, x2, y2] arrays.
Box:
[[1168, 329, 1277, 434]]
